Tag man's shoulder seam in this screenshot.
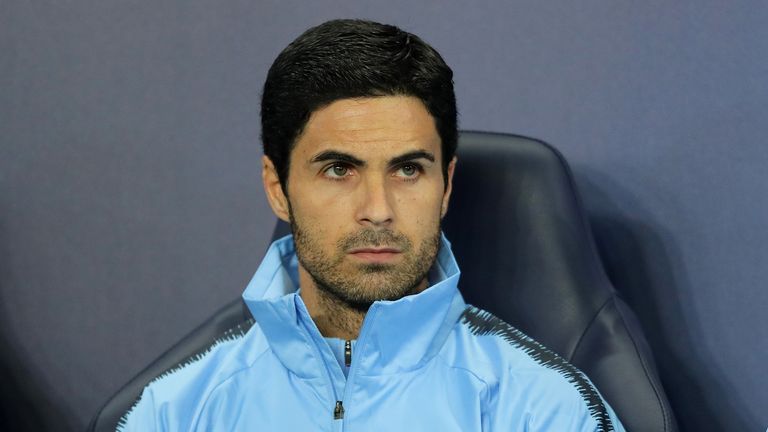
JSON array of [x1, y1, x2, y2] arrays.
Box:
[[153, 317, 259, 383], [459, 305, 615, 432], [117, 317, 260, 431], [191, 345, 273, 430]]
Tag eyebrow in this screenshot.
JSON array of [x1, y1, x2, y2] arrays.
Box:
[[388, 150, 435, 166], [310, 151, 365, 166], [309, 149, 436, 167]]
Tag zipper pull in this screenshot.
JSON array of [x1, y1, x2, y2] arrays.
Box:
[[334, 400, 345, 420], [344, 339, 352, 367]]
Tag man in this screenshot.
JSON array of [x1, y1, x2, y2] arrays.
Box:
[[120, 19, 625, 431]]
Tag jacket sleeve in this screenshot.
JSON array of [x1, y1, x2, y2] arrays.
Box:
[[117, 387, 162, 432], [483, 367, 626, 432]]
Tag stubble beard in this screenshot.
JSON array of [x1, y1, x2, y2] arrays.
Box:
[[289, 210, 441, 312]]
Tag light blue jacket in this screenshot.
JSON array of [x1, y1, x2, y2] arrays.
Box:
[[119, 235, 625, 431]]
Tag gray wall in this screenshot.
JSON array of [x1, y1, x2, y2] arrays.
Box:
[[1, 1, 765, 431]]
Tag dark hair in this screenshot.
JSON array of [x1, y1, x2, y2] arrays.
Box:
[[261, 19, 457, 192]]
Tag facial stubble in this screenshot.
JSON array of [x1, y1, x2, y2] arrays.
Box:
[[289, 207, 441, 312]]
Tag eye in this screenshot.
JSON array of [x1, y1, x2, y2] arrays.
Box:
[[394, 163, 422, 179], [323, 163, 351, 179]]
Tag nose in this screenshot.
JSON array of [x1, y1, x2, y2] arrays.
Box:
[[355, 174, 394, 227]]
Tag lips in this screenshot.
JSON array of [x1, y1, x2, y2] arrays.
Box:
[[348, 247, 401, 254], [348, 247, 402, 263]]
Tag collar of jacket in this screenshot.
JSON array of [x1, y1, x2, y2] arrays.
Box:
[[241, 233, 466, 379]]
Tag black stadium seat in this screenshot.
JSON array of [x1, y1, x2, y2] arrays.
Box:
[[90, 131, 677, 432]]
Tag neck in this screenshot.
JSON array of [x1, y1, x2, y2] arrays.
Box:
[[298, 267, 428, 340], [300, 285, 366, 340]]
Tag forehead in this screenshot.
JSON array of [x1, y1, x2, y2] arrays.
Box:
[[293, 96, 442, 161]]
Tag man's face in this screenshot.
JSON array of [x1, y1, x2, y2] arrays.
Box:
[[263, 96, 455, 308]]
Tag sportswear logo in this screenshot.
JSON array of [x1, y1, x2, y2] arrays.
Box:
[[460, 306, 614, 432]]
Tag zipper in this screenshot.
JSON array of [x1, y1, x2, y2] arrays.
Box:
[[334, 400, 345, 420], [335, 305, 380, 424], [344, 339, 352, 367], [302, 302, 379, 425], [335, 340, 352, 420]]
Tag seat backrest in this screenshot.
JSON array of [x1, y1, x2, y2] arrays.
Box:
[[442, 131, 676, 431], [90, 131, 676, 432]]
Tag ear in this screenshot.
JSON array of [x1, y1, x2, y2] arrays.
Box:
[[440, 156, 457, 218], [262, 155, 291, 222]]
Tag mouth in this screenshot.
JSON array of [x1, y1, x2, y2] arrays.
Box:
[[347, 247, 402, 263]]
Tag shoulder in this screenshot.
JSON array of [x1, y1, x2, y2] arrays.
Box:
[[117, 318, 271, 431], [442, 305, 623, 431]]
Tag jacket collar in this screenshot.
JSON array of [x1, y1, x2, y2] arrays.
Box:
[[242, 233, 466, 378]]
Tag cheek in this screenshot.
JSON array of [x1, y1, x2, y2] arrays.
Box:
[[290, 194, 347, 245], [393, 188, 444, 232], [290, 178, 346, 219]]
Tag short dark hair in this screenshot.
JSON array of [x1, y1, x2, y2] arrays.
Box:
[[261, 19, 457, 192]]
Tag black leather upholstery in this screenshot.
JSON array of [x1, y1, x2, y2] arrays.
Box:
[[90, 131, 676, 431], [441, 132, 676, 431]]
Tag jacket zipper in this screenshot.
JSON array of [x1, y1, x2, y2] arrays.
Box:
[[334, 400, 345, 420], [334, 306, 379, 426], [334, 340, 352, 420], [344, 339, 352, 367]]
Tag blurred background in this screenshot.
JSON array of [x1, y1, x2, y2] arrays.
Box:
[[1, 1, 766, 430]]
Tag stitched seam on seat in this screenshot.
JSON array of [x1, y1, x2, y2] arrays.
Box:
[[610, 295, 672, 432], [567, 297, 612, 361], [571, 295, 671, 432]]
